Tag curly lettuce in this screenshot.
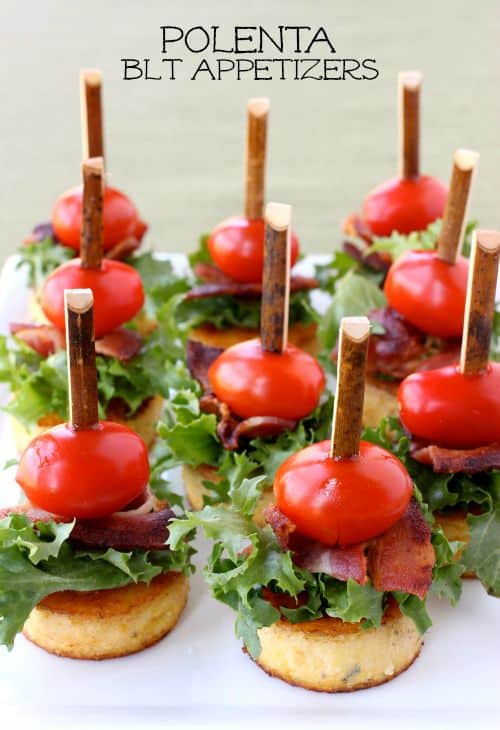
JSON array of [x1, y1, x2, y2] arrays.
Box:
[[0, 512, 194, 649]]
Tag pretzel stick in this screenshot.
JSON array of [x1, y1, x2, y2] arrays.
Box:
[[64, 289, 99, 429], [437, 149, 479, 263], [398, 70, 422, 179], [81, 69, 105, 161], [260, 202, 291, 353], [330, 317, 370, 459], [80, 157, 104, 269], [244, 98, 270, 219]]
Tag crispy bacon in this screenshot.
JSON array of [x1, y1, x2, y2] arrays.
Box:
[[265, 501, 434, 598], [95, 327, 143, 361], [366, 308, 429, 378], [265, 504, 368, 584], [185, 274, 318, 301], [367, 499, 435, 600], [186, 339, 223, 392], [10, 322, 143, 361], [194, 262, 234, 284], [10, 322, 64, 357], [105, 237, 141, 261], [410, 442, 500, 473], [0, 504, 174, 551]]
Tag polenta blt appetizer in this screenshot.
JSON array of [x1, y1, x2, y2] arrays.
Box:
[[168, 317, 461, 692], [385, 231, 500, 594], [1, 160, 173, 451], [158, 204, 326, 518], [0, 290, 192, 659], [175, 98, 319, 355], [323, 148, 480, 427], [20, 70, 148, 294], [343, 71, 447, 265]]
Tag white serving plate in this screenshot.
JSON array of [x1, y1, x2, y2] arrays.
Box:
[[0, 254, 498, 730]]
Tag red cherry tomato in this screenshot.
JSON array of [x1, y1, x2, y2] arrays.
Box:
[[362, 175, 447, 237], [275, 440, 412, 546], [207, 216, 300, 283], [208, 338, 325, 421], [16, 421, 149, 518], [52, 185, 144, 251], [384, 250, 468, 338], [398, 363, 500, 449], [40, 259, 144, 339]]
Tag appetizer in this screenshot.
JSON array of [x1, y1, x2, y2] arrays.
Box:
[[327, 148, 479, 427], [0, 289, 191, 658], [158, 203, 326, 517], [175, 98, 319, 355], [1, 159, 169, 451], [20, 69, 148, 296], [169, 317, 461, 691], [343, 71, 447, 261], [393, 230, 500, 595]]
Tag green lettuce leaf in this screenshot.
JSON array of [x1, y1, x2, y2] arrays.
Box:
[[125, 252, 189, 320], [319, 271, 386, 350], [363, 417, 498, 596], [17, 237, 74, 290], [367, 219, 477, 262], [0, 513, 193, 649]]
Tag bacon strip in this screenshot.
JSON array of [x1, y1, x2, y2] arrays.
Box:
[[265, 500, 434, 599], [185, 274, 318, 300], [353, 307, 461, 380], [410, 441, 500, 473], [341, 214, 391, 272], [11, 322, 143, 361], [105, 237, 141, 261], [367, 499, 435, 600], [265, 505, 368, 585], [0, 504, 174, 551], [10, 322, 64, 357], [186, 340, 223, 392], [194, 262, 234, 284], [95, 327, 143, 361]]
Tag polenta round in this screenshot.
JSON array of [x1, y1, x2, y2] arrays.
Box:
[[256, 600, 422, 692], [23, 571, 189, 660]]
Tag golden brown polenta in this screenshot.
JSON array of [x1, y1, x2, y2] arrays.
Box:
[[182, 464, 274, 526], [189, 321, 319, 357], [435, 509, 476, 578], [256, 600, 422, 692], [23, 571, 189, 660], [362, 380, 399, 428], [10, 394, 163, 453]]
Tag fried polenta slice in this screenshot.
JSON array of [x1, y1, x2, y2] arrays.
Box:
[[256, 599, 422, 692], [23, 571, 188, 660]]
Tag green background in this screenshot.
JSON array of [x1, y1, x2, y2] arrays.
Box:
[[1, 0, 499, 264]]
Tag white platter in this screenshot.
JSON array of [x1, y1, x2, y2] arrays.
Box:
[[0, 254, 498, 730]]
